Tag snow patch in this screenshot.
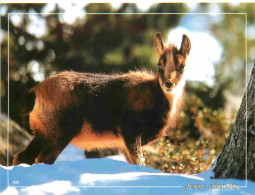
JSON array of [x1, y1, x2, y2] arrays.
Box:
[[21, 181, 80, 195], [1, 187, 19, 195]]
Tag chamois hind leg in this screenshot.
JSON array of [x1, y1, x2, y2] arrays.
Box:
[[35, 106, 86, 164], [35, 119, 83, 164], [34, 134, 72, 165], [123, 135, 144, 165], [13, 134, 43, 165]]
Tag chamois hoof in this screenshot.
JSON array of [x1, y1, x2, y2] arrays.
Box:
[[12, 153, 34, 166], [35, 155, 56, 165]]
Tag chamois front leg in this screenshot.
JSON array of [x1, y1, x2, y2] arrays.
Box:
[[123, 135, 144, 165], [120, 149, 132, 164]]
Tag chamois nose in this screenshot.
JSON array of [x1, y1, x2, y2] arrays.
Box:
[[165, 81, 173, 89]]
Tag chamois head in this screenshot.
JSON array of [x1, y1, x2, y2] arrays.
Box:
[[154, 32, 191, 93]]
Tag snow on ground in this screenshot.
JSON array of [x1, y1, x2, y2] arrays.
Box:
[[0, 144, 254, 195]]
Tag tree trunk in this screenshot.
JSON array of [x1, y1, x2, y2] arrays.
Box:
[[213, 64, 255, 181]]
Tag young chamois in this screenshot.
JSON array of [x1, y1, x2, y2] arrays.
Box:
[[13, 32, 191, 166]]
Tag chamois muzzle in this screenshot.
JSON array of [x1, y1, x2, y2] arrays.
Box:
[[165, 81, 173, 90]]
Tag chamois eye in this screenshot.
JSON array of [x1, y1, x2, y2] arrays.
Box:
[[179, 64, 185, 70]]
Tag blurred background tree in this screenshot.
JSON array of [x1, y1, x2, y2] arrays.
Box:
[[1, 3, 254, 173]]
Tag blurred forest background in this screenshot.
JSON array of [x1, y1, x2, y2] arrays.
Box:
[[1, 3, 254, 173]]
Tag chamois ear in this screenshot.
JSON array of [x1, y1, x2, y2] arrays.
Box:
[[180, 34, 191, 57], [154, 32, 164, 55]]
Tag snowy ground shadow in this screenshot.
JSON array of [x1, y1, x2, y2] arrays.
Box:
[[0, 144, 254, 195]]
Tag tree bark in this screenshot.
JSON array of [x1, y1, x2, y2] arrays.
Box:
[[213, 64, 255, 181]]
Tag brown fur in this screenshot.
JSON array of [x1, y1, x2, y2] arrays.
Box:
[[71, 122, 125, 150], [13, 32, 191, 166]]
